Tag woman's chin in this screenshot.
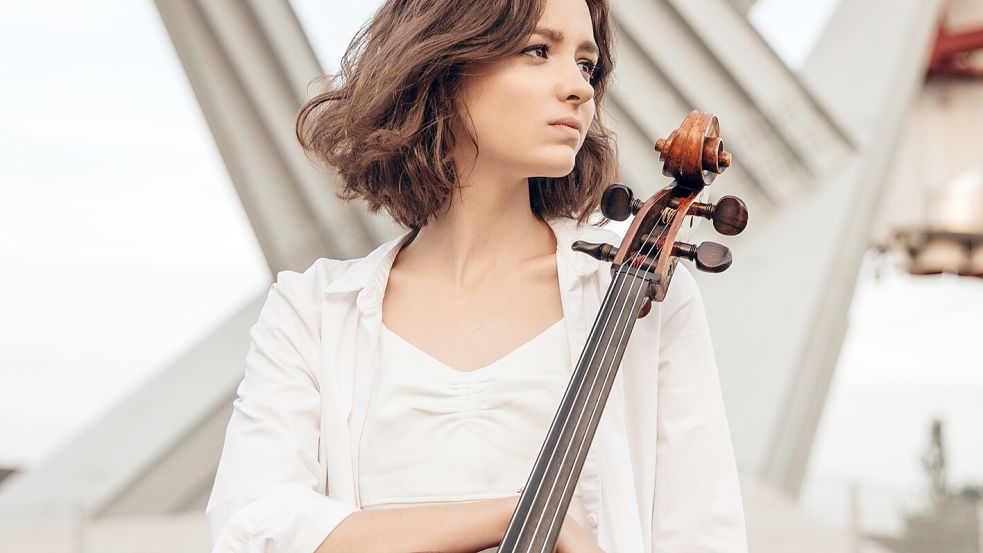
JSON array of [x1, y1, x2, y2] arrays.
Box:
[[530, 155, 578, 178]]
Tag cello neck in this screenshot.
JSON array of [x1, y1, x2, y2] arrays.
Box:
[[497, 267, 655, 553]]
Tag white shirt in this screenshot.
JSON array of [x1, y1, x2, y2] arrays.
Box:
[[361, 318, 591, 553], [205, 215, 748, 552]]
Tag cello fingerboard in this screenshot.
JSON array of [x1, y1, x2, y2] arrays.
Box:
[[497, 266, 656, 553]]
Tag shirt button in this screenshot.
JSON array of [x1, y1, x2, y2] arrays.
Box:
[[587, 513, 599, 529]]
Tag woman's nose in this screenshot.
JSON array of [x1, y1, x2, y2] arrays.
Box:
[[558, 63, 594, 104]]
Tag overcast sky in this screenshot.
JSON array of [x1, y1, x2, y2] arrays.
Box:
[[1, 0, 980, 536]]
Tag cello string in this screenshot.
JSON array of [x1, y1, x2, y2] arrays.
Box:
[[504, 227, 627, 537], [525, 215, 667, 551], [518, 208, 671, 551], [533, 215, 668, 549], [501, 221, 629, 549], [509, 215, 656, 550]]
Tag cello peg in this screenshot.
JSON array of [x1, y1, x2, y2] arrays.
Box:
[[672, 241, 733, 273], [600, 184, 643, 221], [571, 240, 618, 262], [678, 195, 748, 236]]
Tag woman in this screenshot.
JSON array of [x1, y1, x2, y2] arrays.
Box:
[[206, 0, 748, 551]]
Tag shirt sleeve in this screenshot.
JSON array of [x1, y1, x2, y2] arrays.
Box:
[[206, 269, 358, 553], [651, 263, 748, 552]]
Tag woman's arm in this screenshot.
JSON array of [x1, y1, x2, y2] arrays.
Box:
[[207, 269, 358, 552], [315, 496, 517, 553], [315, 497, 604, 553]]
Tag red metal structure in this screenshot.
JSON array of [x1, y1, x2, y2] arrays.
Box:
[[928, 22, 983, 78]]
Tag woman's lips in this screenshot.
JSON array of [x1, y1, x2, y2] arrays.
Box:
[[549, 123, 580, 141]]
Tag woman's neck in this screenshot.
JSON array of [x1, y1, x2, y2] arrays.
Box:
[[397, 174, 558, 290]]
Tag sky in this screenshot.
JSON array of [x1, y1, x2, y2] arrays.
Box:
[[1, 0, 981, 537]]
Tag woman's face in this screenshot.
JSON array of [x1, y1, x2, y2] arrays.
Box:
[[454, 0, 599, 180]]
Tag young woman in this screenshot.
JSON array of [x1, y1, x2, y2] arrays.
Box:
[[205, 0, 748, 551]]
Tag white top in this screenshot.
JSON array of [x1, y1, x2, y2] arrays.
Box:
[[205, 216, 748, 553], [358, 318, 591, 540]]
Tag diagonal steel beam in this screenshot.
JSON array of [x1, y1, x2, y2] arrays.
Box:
[[613, 0, 822, 206], [0, 0, 401, 526], [153, 0, 400, 273], [736, 0, 944, 496]]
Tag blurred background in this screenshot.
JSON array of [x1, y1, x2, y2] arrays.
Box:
[[1, 0, 981, 551]]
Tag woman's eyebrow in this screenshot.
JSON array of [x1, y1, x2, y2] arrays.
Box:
[[532, 26, 599, 56]]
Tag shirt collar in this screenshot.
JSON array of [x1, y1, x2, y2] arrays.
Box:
[[322, 216, 607, 304]]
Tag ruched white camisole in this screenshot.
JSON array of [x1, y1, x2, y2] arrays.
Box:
[[357, 318, 591, 548]]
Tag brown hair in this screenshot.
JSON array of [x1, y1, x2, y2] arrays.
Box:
[[295, 0, 617, 230]]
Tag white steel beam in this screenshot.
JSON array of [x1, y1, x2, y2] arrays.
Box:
[[153, 0, 400, 272], [614, 0, 820, 205], [692, 0, 945, 496], [0, 0, 403, 526], [0, 296, 263, 527], [665, 0, 855, 168]]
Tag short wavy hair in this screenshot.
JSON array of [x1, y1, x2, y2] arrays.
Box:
[[295, 0, 618, 230]]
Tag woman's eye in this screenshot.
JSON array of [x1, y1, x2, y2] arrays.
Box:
[[523, 44, 598, 79], [523, 44, 549, 59]]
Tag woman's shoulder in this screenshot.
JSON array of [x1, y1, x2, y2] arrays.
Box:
[[270, 229, 412, 304], [255, 258, 359, 333], [271, 257, 358, 301]]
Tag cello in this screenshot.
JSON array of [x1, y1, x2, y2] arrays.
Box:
[[496, 110, 749, 552]]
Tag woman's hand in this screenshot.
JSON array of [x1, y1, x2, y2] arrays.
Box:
[[553, 515, 605, 553]]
